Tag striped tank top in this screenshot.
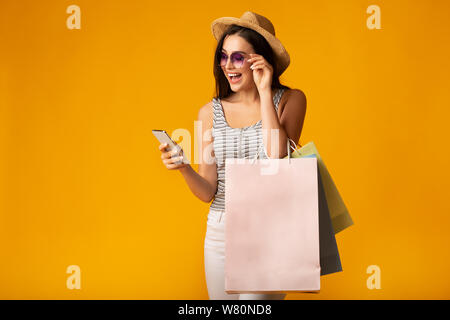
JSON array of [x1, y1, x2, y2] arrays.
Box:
[[210, 88, 286, 211]]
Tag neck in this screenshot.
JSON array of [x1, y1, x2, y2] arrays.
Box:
[[232, 84, 271, 106]]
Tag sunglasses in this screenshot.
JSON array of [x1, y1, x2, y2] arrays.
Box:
[[219, 51, 250, 69]]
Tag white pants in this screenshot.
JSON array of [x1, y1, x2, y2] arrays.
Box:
[[204, 208, 286, 300]]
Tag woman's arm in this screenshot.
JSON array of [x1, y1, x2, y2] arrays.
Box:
[[178, 102, 217, 203], [260, 88, 307, 158]]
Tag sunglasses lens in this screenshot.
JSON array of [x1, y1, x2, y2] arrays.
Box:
[[220, 53, 227, 67], [231, 53, 245, 68], [219, 52, 246, 68]]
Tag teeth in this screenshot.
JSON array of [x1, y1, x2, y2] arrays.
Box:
[[228, 73, 241, 77]]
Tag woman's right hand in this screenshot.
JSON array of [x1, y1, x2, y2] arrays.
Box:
[[159, 143, 189, 170]]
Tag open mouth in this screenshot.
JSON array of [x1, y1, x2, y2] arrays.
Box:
[[228, 73, 242, 83]]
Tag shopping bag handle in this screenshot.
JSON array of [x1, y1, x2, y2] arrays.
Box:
[[250, 137, 299, 164]]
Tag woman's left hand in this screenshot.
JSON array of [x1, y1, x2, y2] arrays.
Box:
[[248, 53, 273, 93]]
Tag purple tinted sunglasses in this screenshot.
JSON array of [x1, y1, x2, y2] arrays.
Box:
[[219, 51, 249, 69]]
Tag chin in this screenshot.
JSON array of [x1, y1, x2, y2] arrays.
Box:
[[230, 80, 249, 90]]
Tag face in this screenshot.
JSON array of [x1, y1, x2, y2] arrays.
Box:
[[220, 34, 255, 91]]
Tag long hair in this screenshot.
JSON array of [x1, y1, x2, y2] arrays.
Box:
[[213, 24, 290, 100]]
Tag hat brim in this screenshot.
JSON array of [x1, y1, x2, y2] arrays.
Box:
[[211, 17, 290, 76]]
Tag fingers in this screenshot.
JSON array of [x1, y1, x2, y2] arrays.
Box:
[[251, 64, 270, 72], [164, 157, 187, 170], [251, 61, 272, 70], [159, 143, 169, 151], [163, 155, 183, 164], [248, 54, 273, 71], [159, 143, 188, 170], [165, 161, 188, 170], [247, 53, 261, 60], [161, 149, 180, 161], [160, 143, 180, 163], [159, 143, 176, 156], [247, 54, 264, 63], [250, 62, 265, 69]]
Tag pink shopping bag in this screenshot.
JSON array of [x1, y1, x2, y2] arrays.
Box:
[[224, 154, 321, 294]]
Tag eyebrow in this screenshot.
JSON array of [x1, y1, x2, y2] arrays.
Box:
[[221, 49, 247, 54]]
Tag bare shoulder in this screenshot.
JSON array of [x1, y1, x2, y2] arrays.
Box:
[[282, 88, 306, 104], [197, 100, 214, 128], [279, 88, 307, 116]]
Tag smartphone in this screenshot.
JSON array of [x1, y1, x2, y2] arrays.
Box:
[[152, 129, 189, 165]]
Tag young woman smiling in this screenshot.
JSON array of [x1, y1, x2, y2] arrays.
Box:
[[158, 11, 307, 300]]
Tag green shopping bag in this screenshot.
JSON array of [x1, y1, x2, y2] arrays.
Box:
[[283, 139, 353, 234]]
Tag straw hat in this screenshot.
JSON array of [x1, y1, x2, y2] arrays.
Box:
[[211, 11, 290, 76]]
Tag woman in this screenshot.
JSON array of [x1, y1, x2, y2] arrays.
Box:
[[159, 11, 307, 299]]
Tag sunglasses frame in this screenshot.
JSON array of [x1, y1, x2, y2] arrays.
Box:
[[218, 51, 251, 69]]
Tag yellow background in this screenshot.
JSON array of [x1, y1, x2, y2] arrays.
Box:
[[1, 0, 449, 299]]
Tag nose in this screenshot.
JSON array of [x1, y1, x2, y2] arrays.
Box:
[[225, 55, 234, 70]]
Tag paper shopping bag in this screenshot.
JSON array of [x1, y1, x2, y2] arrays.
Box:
[[284, 141, 354, 234], [224, 156, 321, 294], [299, 154, 343, 276]]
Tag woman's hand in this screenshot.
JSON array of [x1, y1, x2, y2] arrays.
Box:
[[248, 53, 273, 93], [159, 143, 189, 170]]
